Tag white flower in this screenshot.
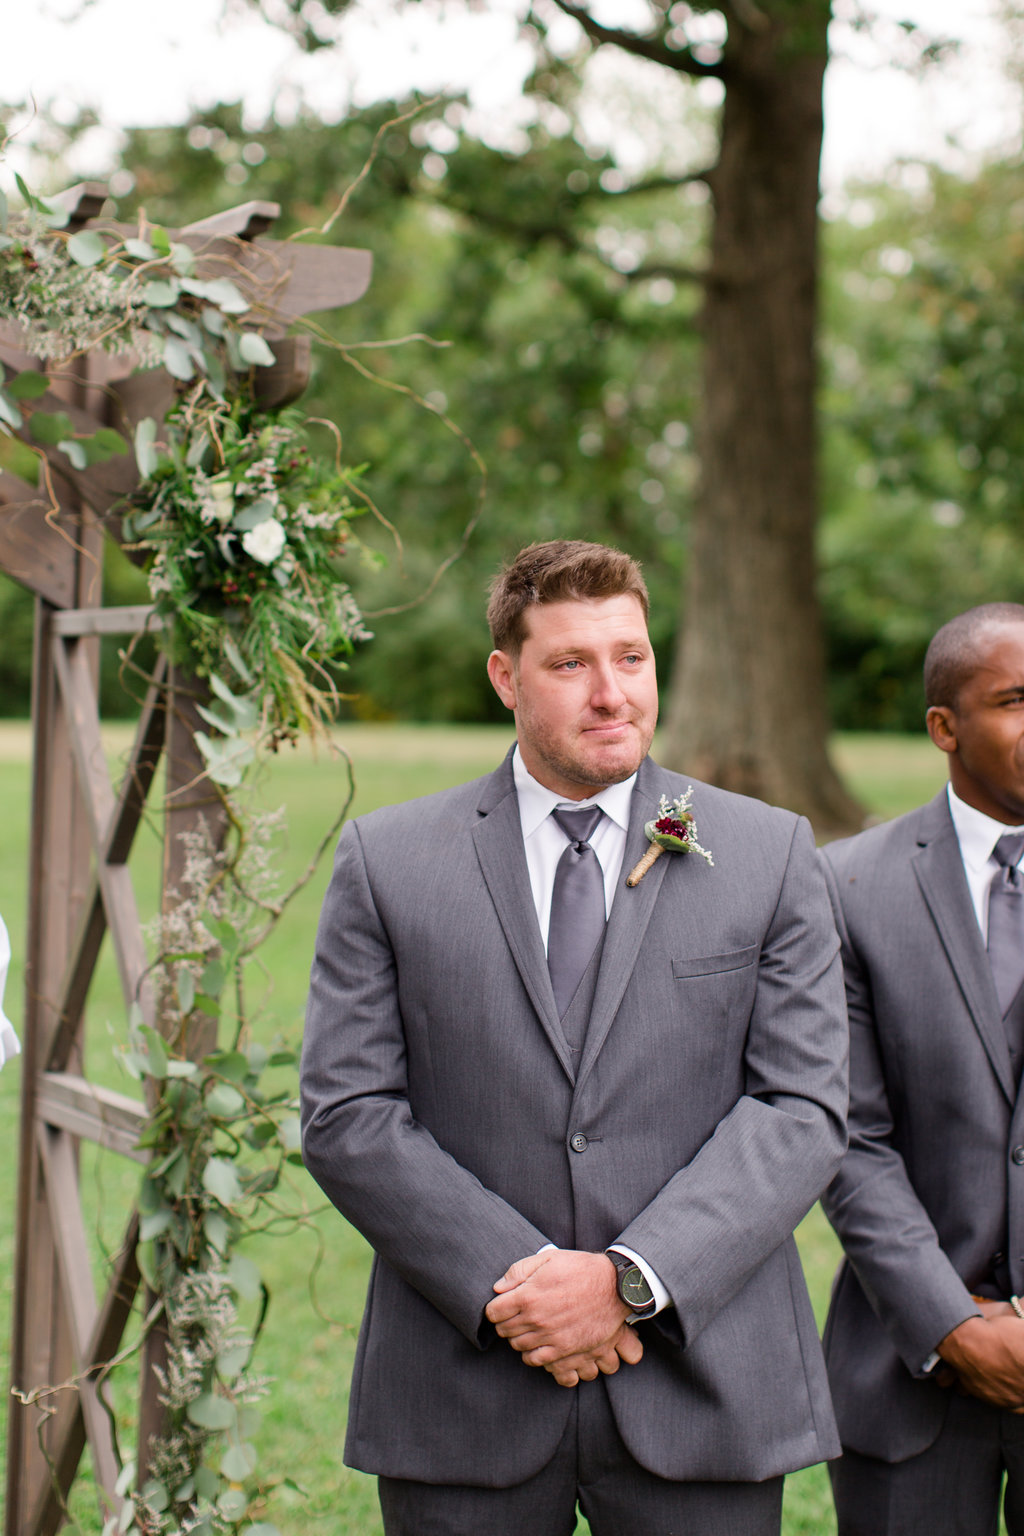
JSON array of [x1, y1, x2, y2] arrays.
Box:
[[200, 477, 235, 525], [242, 518, 287, 565]]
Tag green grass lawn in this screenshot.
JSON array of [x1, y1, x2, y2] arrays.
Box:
[[0, 724, 949, 1534]]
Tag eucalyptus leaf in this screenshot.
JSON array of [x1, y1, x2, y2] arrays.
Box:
[[217, 1342, 251, 1379], [205, 1208, 230, 1253], [123, 238, 156, 261], [134, 418, 159, 479], [29, 410, 74, 446], [278, 1115, 302, 1153], [114, 1459, 136, 1498], [137, 1239, 158, 1291], [82, 428, 129, 464], [170, 241, 196, 276], [6, 369, 49, 400], [238, 331, 276, 368], [221, 1441, 257, 1481], [232, 498, 275, 531], [142, 279, 179, 308], [203, 1155, 243, 1207], [200, 957, 226, 996], [205, 1049, 249, 1081], [194, 1465, 220, 1500], [141, 1479, 169, 1513], [177, 969, 196, 1016], [207, 1083, 245, 1118], [0, 394, 23, 430], [201, 304, 226, 337], [218, 1488, 249, 1520], [67, 229, 105, 267], [205, 277, 249, 314], [228, 1251, 263, 1302], [58, 439, 87, 470], [247, 1041, 268, 1073], [139, 1209, 173, 1241], [222, 633, 254, 685], [164, 312, 202, 345], [163, 336, 195, 382], [186, 1392, 236, 1431], [150, 225, 172, 256], [166, 1058, 198, 1078]]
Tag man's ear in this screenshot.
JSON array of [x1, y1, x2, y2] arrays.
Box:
[[927, 705, 957, 756], [487, 650, 517, 711]]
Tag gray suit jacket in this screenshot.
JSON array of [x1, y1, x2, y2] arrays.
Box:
[[301, 752, 846, 1486], [822, 791, 1024, 1462]]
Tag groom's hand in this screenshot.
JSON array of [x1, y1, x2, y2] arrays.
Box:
[[486, 1249, 643, 1387]]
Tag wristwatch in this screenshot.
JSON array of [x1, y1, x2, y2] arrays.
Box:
[[607, 1251, 656, 1318]]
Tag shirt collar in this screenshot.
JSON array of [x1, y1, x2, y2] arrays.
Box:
[[512, 745, 636, 837], [947, 783, 1024, 873]]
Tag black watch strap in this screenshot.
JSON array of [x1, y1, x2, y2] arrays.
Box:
[[607, 1250, 656, 1317]]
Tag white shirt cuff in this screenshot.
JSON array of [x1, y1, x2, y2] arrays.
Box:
[[607, 1245, 671, 1315]]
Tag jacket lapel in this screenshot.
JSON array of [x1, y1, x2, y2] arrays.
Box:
[[471, 753, 575, 1082], [911, 791, 1015, 1105], [576, 758, 675, 1089]]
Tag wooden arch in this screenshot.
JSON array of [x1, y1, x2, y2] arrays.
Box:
[[1, 184, 372, 1536]]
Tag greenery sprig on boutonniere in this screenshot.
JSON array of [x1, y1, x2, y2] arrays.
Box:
[[626, 788, 714, 887]]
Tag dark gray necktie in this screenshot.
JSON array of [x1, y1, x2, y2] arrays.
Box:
[[548, 807, 606, 1018], [987, 833, 1024, 1017]]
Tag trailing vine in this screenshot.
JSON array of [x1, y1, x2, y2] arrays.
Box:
[[0, 178, 375, 1535]]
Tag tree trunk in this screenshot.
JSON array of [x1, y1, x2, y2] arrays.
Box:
[[661, 1, 863, 838]]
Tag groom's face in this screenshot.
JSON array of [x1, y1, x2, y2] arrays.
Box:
[[486, 593, 658, 800]]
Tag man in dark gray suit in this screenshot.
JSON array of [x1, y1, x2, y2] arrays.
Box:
[[301, 540, 847, 1535], [823, 602, 1024, 1535]]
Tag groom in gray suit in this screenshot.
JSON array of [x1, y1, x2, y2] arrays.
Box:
[[301, 540, 847, 1535], [822, 603, 1024, 1535]]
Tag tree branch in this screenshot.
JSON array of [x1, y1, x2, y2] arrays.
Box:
[[547, 0, 725, 78], [597, 169, 714, 201]]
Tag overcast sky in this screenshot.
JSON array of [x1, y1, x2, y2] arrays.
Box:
[[2, 0, 1020, 193]]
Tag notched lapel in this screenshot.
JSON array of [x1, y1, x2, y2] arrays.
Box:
[[912, 799, 1014, 1105], [471, 767, 575, 1081]]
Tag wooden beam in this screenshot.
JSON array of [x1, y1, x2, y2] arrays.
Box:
[[51, 636, 154, 1030], [52, 605, 159, 638], [50, 183, 110, 230], [0, 478, 77, 607], [37, 1073, 147, 1161], [181, 200, 280, 240]]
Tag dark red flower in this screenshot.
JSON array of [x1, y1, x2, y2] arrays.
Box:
[[654, 816, 689, 840]]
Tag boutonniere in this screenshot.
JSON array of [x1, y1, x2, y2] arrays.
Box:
[[626, 788, 714, 887]]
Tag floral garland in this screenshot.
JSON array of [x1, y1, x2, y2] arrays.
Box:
[[123, 393, 372, 765]]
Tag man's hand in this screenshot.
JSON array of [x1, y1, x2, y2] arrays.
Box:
[[937, 1312, 1024, 1410], [485, 1249, 644, 1387]]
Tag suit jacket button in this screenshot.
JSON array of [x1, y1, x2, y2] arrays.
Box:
[[1013, 1147, 1024, 1166], [569, 1132, 589, 1153]]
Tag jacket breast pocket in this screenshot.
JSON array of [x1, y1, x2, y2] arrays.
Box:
[[672, 945, 758, 979]]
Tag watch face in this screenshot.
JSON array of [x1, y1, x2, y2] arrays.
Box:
[[620, 1264, 654, 1309]]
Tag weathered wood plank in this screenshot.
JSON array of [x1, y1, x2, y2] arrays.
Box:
[[24, 1217, 140, 1536], [51, 636, 154, 1028], [0, 477, 77, 607], [181, 200, 280, 240], [105, 653, 168, 865], [37, 1073, 147, 1160], [33, 1123, 125, 1529], [52, 604, 159, 638]]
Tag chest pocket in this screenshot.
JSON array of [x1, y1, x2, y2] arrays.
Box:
[[672, 945, 758, 979]]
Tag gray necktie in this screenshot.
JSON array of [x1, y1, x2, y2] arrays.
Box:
[[987, 833, 1024, 1017], [548, 807, 606, 1018]]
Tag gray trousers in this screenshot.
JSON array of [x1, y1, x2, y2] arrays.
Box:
[[831, 1391, 1024, 1536], [379, 1376, 784, 1536]]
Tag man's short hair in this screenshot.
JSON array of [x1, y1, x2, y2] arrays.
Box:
[[487, 541, 649, 656], [924, 602, 1024, 709]]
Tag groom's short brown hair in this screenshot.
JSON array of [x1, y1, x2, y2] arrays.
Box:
[[487, 541, 649, 658]]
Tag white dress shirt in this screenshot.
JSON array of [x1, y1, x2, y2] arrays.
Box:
[[946, 784, 1024, 941], [512, 747, 671, 1316]]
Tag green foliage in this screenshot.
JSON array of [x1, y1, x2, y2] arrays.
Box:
[[123, 396, 370, 748], [821, 159, 1024, 729]]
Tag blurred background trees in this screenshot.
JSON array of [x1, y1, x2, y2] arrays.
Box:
[[2, 0, 1024, 825]]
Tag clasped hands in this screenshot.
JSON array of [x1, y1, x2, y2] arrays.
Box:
[[485, 1249, 643, 1389], [937, 1299, 1024, 1412]]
